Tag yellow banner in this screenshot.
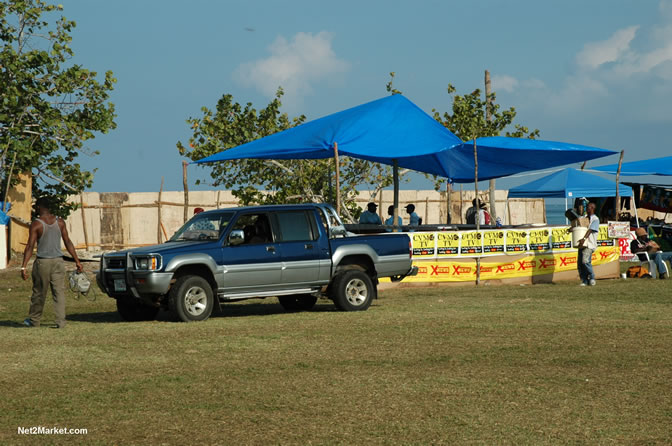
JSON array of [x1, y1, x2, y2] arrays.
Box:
[[460, 231, 482, 255], [529, 228, 551, 252], [411, 232, 435, 257], [437, 232, 460, 256], [506, 230, 528, 253], [482, 230, 505, 255], [391, 246, 620, 283]]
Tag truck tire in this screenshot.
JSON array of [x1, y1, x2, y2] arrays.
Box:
[[330, 270, 375, 311], [116, 297, 159, 322], [278, 294, 318, 312], [168, 275, 214, 322]]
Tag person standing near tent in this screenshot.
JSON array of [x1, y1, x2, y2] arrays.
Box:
[[359, 202, 382, 225], [385, 205, 403, 231], [466, 199, 489, 225], [21, 196, 82, 328], [576, 202, 599, 286], [405, 204, 421, 227]]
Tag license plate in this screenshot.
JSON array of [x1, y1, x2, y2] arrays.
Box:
[[114, 279, 127, 292]]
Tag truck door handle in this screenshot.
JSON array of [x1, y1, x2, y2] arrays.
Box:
[[304, 244, 313, 249], [266, 246, 276, 253]]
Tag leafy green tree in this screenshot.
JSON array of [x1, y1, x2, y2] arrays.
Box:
[[178, 89, 393, 221], [432, 84, 539, 142], [0, 0, 116, 216]]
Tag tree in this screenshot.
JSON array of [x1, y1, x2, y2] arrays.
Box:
[[433, 83, 539, 142], [177, 89, 393, 221], [0, 0, 116, 216], [428, 83, 540, 191]]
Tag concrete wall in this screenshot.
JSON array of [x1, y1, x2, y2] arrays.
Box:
[[62, 190, 545, 251]]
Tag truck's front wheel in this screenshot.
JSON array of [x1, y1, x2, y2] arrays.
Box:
[[330, 270, 375, 311], [116, 297, 159, 322], [168, 275, 214, 322]]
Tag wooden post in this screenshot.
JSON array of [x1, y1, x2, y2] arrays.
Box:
[[216, 190, 221, 209], [157, 177, 164, 243], [378, 193, 383, 223], [485, 69, 497, 223], [459, 184, 464, 224], [615, 150, 625, 218], [424, 196, 429, 225], [2, 152, 17, 212], [79, 193, 89, 251], [334, 143, 341, 215], [182, 161, 189, 224], [446, 180, 452, 224], [474, 138, 480, 285], [393, 160, 399, 231]]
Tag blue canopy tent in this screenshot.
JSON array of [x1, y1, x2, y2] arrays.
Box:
[[508, 168, 636, 223], [592, 155, 672, 177], [194, 94, 616, 219]]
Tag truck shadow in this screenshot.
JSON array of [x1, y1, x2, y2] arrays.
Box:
[[63, 301, 342, 323]]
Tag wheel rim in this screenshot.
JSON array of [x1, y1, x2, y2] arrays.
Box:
[[184, 285, 208, 316], [345, 278, 368, 306]]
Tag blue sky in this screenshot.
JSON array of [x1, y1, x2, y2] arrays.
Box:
[[58, 0, 672, 193]]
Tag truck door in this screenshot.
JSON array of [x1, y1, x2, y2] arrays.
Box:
[[272, 210, 323, 286], [220, 212, 282, 294]]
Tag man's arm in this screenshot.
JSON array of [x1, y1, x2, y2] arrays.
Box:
[[21, 221, 40, 280], [59, 219, 83, 272]]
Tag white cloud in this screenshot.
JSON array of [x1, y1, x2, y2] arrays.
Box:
[[575, 26, 638, 69], [234, 31, 349, 109], [491, 74, 518, 92]]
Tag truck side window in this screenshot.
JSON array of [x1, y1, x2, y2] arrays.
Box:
[[275, 211, 316, 242], [231, 213, 272, 244]]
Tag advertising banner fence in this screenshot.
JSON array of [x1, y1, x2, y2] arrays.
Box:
[[401, 224, 620, 283]]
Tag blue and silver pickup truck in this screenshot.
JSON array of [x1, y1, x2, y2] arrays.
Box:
[[97, 203, 417, 322]]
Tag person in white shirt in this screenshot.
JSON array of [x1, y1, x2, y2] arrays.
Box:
[[576, 202, 600, 286]]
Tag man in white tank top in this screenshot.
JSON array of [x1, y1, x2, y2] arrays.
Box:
[[21, 196, 82, 328]]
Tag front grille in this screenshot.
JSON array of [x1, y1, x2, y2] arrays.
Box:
[[106, 257, 126, 269]]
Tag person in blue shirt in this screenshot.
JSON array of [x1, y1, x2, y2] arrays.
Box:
[[405, 204, 421, 227], [384, 205, 403, 231], [359, 202, 382, 225]]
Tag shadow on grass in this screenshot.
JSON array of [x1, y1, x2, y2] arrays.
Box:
[[212, 301, 338, 318], [0, 320, 28, 328], [62, 301, 341, 323], [67, 311, 124, 323]]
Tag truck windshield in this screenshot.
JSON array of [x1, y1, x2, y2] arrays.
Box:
[[169, 212, 234, 242]]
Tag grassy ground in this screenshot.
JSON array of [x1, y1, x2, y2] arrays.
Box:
[[0, 264, 670, 445]]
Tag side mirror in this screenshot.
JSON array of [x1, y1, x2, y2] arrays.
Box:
[[228, 229, 245, 246]]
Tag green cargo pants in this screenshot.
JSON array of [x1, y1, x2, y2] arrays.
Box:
[[27, 258, 66, 328]]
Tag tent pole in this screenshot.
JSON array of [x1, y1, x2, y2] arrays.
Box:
[[634, 199, 640, 228], [565, 197, 568, 225], [615, 150, 624, 219], [334, 142, 341, 216], [393, 160, 399, 231], [473, 138, 480, 286]]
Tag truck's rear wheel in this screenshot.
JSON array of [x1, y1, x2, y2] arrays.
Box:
[[168, 275, 214, 322], [278, 294, 318, 312], [330, 270, 374, 311], [116, 297, 159, 322]]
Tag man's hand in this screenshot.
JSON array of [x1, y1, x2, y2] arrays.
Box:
[[20, 268, 28, 281], [577, 239, 585, 248], [75, 261, 83, 273]]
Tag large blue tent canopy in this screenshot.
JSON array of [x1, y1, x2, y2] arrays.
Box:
[[592, 155, 672, 177], [194, 95, 616, 182], [508, 168, 633, 199]]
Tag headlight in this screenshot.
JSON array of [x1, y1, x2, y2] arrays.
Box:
[[134, 255, 161, 270]]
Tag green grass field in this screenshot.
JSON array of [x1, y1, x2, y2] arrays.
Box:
[[1, 265, 671, 445]]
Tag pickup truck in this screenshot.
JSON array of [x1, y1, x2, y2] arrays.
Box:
[[97, 203, 417, 322]]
